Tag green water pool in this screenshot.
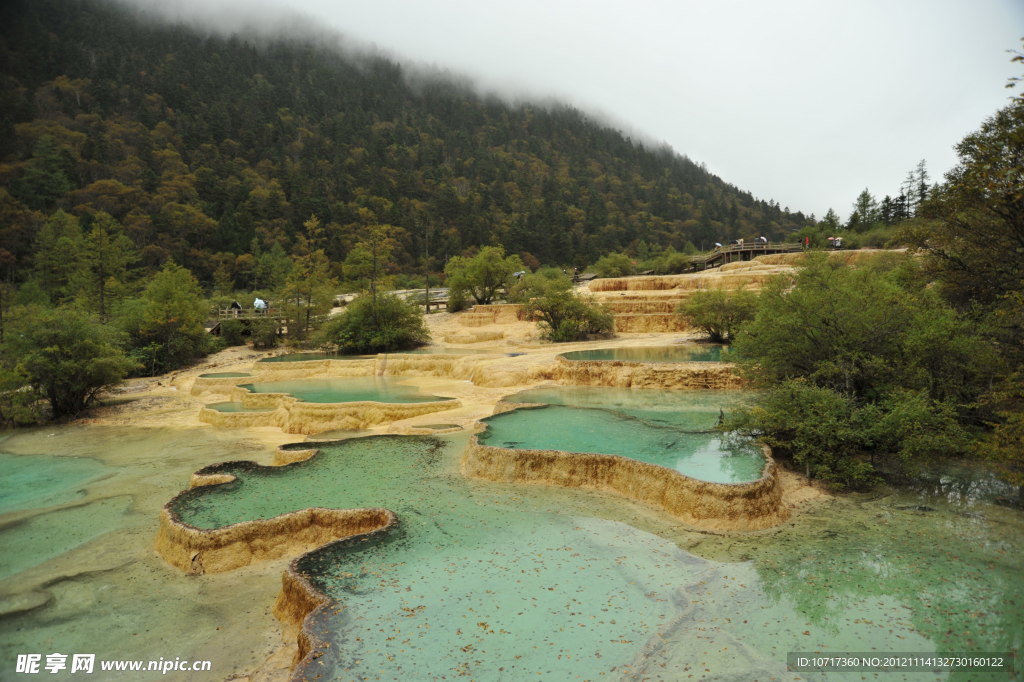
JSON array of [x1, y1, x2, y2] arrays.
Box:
[[479, 404, 763, 483], [0, 452, 108, 515], [168, 434, 1022, 681], [507, 385, 744, 428], [257, 349, 499, 363], [0, 496, 133, 581], [172, 436, 753, 678], [237, 377, 455, 404], [560, 344, 730, 363], [197, 372, 253, 378], [483, 386, 763, 483]]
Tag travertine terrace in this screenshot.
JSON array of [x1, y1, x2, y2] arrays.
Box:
[[149, 253, 835, 678], [463, 430, 785, 531], [588, 257, 798, 332]]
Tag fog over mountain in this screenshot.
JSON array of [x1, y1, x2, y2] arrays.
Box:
[[116, 0, 1023, 219]]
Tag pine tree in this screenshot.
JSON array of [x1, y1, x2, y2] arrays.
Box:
[[76, 212, 137, 321], [848, 189, 879, 231], [31, 210, 85, 302]]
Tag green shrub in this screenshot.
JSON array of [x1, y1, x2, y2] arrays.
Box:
[[724, 380, 969, 489], [319, 293, 429, 354], [3, 306, 137, 419], [652, 249, 695, 274], [393, 273, 427, 290], [117, 262, 211, 375], [249, 317, 281, 350], [591, 252, 635, 278], [446, 287, 470, 312], [0, 365, 45, 426], [444, 246, 524, 304], [508, 268, 572, 303], [524, 290, 613, 342], [218, 318, 247, 346], [725, 254, 993, 489], [724, 380, 878, 489], [676, 289, 758, 342]]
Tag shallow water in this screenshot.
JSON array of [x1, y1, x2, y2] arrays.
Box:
[[560, 344, 729, 363], [175, 436, 733, 679], [0, 496, 133, 581], [507, 385, 746, 429], [196, 371, 252, 378], [0, 426, 296, 680], [171, 435, 1022, 681], [2, 418, 1020, 681], [237, 376, 455, 404], [256, 348, 495, 363], [488, 386, 764, 483], [480, 404, 764, 483], [0, 452, 109, 515]]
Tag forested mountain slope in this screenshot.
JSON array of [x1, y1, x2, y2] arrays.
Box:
[[0, 0, 808, 286]]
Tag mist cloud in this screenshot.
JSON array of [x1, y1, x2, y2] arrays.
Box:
[[113, 0, 1024, 218]]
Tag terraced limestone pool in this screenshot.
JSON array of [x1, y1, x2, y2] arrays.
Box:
[[257, 348, 495, 363], [480, 386, 764, 483], [166, 433, 1022, 680], [397, 347, 497, 355], [560, 344, 729, 363], [237, 376, 455, 404], [205, 402, 275, 413], [196, 372, 253, 378], [0, 425, 323, 674], [257, 352, 363, 363]]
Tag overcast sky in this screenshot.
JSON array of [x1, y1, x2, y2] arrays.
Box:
[[130, 0, 1023, 220]]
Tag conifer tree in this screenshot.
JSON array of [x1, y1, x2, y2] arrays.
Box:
[[76, 212, 137, 321]]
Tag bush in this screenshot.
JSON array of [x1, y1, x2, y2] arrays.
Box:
[[652, 248, 696, 274], [319, 293, 429, 353], [508, 268, 572, 303], [117, 262, 211, 375], [591, 252, 635, 278], [3, 306, 137, 419], [0, 365, 45, 426], [444, 246, 524, 305], [446, 287, 470, 312], [676, 289, 758, 343], [393, 273, 427, 290], [249, 317, 280, 350], [725, 254, 993, 489], [734, 254, 995, 403], [725, 380, 969, 489], [218, 318, 247, 346], [524, 290, 614, 342], [724, 380, 876, 489]]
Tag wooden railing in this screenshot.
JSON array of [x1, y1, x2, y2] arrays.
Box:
[[686, 241, 804, 269], [216, 307, 281, 319]]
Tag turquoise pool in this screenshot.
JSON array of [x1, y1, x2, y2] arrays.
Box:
[[560, 344, 730, 363], [482, 386, 763, 483], [237, 377, 454, 404]]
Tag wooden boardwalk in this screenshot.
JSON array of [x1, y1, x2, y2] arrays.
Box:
[[684, 242, 804, 271], [208, 308, 285, 335]]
